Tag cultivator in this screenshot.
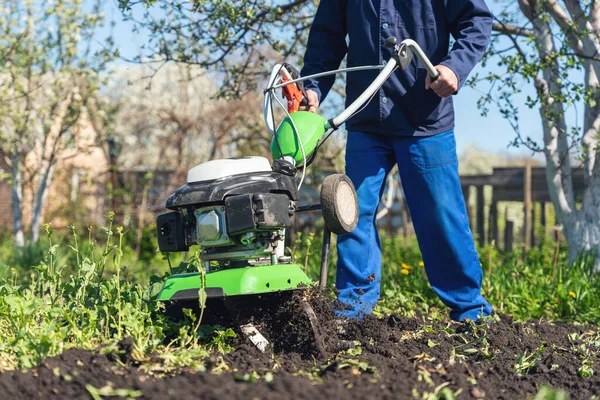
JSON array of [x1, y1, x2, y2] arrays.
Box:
[[154, 37, 439, 354]]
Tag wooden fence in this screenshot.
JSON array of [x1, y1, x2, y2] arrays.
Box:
[[461, 165, 585, 250], [0, 163, 579, 252], [295, 165, 585, 250]]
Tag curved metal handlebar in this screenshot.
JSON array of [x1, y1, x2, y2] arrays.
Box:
[[263, 38, 439, 132], [328, 58, 399, 129], [397, 39, 439, 81], [328, 38, 439, 129]]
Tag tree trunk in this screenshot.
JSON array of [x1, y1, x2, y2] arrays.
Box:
[[31, 163, 56, 243], [135, 177, 152, 261], [527, 1, 600, 269], [10, 155, 25, 248], [522, 1, 580, 261], [578, 42, 600, 269]]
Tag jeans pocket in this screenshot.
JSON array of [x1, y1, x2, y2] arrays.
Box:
[[409, 131, 458, 169]]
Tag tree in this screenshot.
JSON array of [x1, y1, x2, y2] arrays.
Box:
[[120, 0, 600, 268], [0, 0, 115, 245], [118, 0, 317, 98], [480, 1, 600, 267], [108, 63, 265, 177]]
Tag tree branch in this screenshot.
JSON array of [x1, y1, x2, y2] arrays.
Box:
[[492, 22, 532, 37], [592, 0, 600, 31], [492, 18, 530, 63], [542, 0, 586, 55]]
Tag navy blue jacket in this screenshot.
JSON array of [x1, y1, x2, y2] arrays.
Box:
[[301, 0, 492, 136]]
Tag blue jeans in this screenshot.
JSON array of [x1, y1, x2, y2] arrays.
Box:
[[335, 130, 493, 321]]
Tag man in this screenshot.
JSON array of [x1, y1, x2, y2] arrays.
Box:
[[300, 0, 493, 322]]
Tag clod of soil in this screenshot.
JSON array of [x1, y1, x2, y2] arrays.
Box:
[[1, 292, 599, 399]]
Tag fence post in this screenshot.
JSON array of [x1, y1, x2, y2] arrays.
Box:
[[540, 202, 547, 240], [490, 189, 498, 248], [523, 164, 532, 249], [530, 201, 536, 247], [505, 220, 514, 252], [476, 185, 485, 247]]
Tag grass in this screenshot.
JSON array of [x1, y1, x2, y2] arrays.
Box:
[[294, 230, 600, 324], [0, 216, 209, 372], [0, 217, 599, 385]]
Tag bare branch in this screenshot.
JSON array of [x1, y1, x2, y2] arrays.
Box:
[[492, 22, 532, 37], [492, 18, 530, 63]]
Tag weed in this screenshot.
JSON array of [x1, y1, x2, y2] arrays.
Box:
[[514, 346, 546, 377], [0, 219, 185, 371], [292, 232, 600, 324], [533, 386, 569, 400], [86, 384, 143, 400]]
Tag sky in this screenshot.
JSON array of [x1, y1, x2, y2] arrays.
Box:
[[96, 0, 552, 158]]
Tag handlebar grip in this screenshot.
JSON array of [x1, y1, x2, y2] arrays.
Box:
[[300, 92, 309, 107]]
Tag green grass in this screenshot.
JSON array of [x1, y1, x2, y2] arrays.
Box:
[[294, 230, 600, 324], [0, 216, 209, 372], [0, 218, 599, 374]]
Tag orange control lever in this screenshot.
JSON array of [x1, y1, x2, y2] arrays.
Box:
[[281, 78, 304, 113], [279, 65, 308, 114]]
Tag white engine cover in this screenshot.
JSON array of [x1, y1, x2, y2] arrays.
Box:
[[187, 156, 272, 183]]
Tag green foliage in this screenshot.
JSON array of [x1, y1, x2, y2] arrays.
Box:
[[533, 386, 569, 400], [471, 2, 600, 158], [0, 0, 119, 245], [0, 218, 205, 372], [118, 0, 317, 98], [514, 346, 546, 377], [0, 223, 184, 287], [294, 230, 600, 324], [2, 219, 600, 374]]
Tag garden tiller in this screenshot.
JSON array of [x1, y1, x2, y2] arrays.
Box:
[[155, 38, 439, 352]]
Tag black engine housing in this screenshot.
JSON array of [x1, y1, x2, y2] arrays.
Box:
[[165, 171, 298, 209], [156, 170, 298, 253]]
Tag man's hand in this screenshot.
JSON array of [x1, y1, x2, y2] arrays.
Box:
[[425, 65, 458, 98], [300, 89, 319, 113]]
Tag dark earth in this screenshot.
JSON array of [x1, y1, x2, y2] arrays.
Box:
[[1, 293, 599, 399]]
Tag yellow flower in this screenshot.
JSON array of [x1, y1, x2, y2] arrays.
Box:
[[418, 261, 424, 267], [401, 269, 410, 275], [569, 291, 576, 299], [401, 262, 413, 270]]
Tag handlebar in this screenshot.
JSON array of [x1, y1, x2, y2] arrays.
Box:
[[327, 38, 439, 129], [264, 37, 439, 133]]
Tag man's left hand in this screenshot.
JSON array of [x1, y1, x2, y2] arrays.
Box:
[[425, 65, 458, 98]]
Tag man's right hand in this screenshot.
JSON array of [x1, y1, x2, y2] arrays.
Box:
[[300, 89, 319, 113]]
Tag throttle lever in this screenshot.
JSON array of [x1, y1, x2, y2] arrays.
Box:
[[386, 36, 439, 81], [300, 88, 309, 108]]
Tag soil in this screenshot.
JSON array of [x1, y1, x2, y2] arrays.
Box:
[[1, 292, 599, 399]]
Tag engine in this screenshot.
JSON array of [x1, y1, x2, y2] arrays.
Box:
[[156, 157, 298, 264]]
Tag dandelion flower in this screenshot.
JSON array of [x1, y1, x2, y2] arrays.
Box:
[[401, 263, 413, 270], [569, 291, 576, 299], [401, 269, 409, 275], [418, 261, 424, 267]]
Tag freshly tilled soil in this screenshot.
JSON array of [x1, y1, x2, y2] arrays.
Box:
[[1, 293, 599, 399]]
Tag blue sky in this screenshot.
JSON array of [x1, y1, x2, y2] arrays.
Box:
[[96, 0, 548, 157]]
